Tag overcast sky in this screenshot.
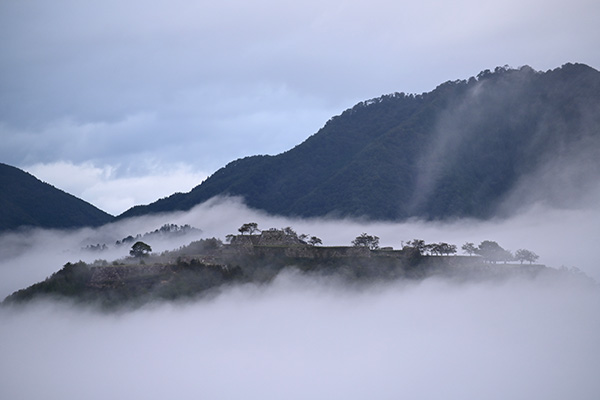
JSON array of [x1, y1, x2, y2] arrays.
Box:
[[1, 0, 599, 215]]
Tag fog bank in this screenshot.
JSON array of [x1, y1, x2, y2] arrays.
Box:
[[1, 273, 599, 399], [1, 198, 599, 398], [1, 196, 600, 300]]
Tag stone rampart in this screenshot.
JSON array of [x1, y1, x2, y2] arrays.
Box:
[[251, 245, 371, 259], [89, 265, 175, 287]]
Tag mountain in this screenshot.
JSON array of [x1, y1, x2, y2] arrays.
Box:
[[119, 63, 600, 221], [0, 163, 114, 232]]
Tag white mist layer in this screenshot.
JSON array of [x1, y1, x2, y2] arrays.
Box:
[[1, 196, 600, 299], [1, 198, 599, 398], [1, 273, 599, 400]]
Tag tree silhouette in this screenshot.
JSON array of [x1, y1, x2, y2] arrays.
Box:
[[130, 241, 152, 258], [238, 222, 259, 235], [515, 249, 539, 264], [406, 239, 426, 255], [308, 236, 322, 246], [438, 242, 457, 256], [352, 233, 380, 250], [476, 240, 511, 263], [461, 242, 477, 256]]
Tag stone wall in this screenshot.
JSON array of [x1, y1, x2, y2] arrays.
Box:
[[251, 245, 371, 259], [230, 230, 305, 248], [89, 265, 175, 288]]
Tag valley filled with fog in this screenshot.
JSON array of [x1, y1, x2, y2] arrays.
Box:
[[2, 0, 599, 397], [1, 197, 599, 399]]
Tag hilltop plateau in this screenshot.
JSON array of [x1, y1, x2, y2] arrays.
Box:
[[5, 226, 586, 309]]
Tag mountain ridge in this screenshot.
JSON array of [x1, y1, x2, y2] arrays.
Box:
[[118, 63, 600, 221], [0, 163, 114, 232]]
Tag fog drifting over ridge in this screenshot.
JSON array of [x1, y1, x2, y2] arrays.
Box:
[[3, 0, 599, 215], [1, 195, 599, 299], [1, 198, 599, 399]]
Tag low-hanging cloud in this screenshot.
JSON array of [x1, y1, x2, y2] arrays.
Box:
[[23, 161, 210, 216], [1, 270, 599, 399], [2, 195, 599, 301], [1, 198, 599, 399]]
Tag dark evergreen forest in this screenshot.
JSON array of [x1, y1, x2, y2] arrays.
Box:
[[0, 163, 114, 231], [119, 63, 600, 221], [3, 63, 599, 231]]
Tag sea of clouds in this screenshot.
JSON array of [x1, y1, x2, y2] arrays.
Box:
[[1, 197, 599, 399]]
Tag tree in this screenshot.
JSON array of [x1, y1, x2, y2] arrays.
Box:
[[461, 242, 477, 256], [438, 242, 457, 256], [130, 241, 152, 258], [282, 226, 298, 238], [476, 240, 511, 263], [352, 233, 380, 250], [425, 243, 438, 255], [515, 249, 539, 264], [238, 222, 259, 235], [406, 239, 426, 255], [426, 242, 457, 256], [308, 236, 322, 246]]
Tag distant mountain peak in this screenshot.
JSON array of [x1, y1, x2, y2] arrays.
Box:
[[0, 163, 114, 232], [119, 63, 600, 221]]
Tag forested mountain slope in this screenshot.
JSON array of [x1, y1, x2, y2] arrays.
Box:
[[119, 63, 600, 221], [0, 163, 114, 231]]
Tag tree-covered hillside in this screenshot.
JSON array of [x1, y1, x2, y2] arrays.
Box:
[[0, 163, 114, 231], [119, 63, 600, 221]]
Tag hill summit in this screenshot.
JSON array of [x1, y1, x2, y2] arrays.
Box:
[[119, 63, 599, 220], [0, 163, 114, 232]]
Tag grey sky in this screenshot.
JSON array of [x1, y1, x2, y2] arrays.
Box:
[[1, 0, 599, 214]]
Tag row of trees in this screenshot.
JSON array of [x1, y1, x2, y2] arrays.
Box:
[[461, 241, 539, 264], [233, 223, 323, 246], [350, 235, 540, 264], [350, 235, 456, 254], [403, 239, 457, 256]]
